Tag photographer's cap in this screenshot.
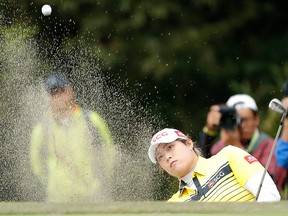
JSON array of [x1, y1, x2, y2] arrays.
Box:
[[226, 94, 258, 111], [148, 128, 187, 163], [45, 72, 70, 94]]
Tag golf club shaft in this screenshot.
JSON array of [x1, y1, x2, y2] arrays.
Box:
[[255, 113, 286, 200]]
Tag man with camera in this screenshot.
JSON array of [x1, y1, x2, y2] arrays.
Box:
[[275, 95, 288, 199], [198, 94, 286, 192]]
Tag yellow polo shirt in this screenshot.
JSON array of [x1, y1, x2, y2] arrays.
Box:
[[169, 145, 264, 202], [30, 107, 115, 202]]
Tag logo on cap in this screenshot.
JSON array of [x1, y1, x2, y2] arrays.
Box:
[[151, 129, 186, 144]]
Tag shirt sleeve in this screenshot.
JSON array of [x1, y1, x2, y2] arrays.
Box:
[[244, 172, 281, 202], [89, 111, 115, 175], [276, 138, 288, 168], [225, 146, 280, 202], [30, 124, 45, 181], [226, 145, 264, 187]]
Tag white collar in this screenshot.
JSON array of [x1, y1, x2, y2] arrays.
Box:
[[181, 169, 195, 188]]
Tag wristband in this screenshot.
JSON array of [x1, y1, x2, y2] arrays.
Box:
[[203, 126, 217, 136]]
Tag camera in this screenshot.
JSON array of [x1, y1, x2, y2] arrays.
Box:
[[218, 105, 241, 130]]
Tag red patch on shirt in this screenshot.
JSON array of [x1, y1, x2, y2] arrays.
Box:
[[244, 155, 258, 164]]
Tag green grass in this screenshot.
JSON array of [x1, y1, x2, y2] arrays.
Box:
[[15, 214, 287, 216], [0, 201, 287, 215]]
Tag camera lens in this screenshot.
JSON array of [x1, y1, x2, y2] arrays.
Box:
[[219, 106, 240, 130]]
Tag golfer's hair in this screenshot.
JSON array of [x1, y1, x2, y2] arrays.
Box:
[[193, 145, 202, 157], [178, 136, 202, 157]]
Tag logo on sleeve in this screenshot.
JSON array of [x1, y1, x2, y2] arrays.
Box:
[[244, 155, 258, 164]]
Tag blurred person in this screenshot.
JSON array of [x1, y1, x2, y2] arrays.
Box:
[[148, 128, 280, 202], [275, 96, 288, 199], [30, 72, 115, 202], [198, 94, 287, 191]]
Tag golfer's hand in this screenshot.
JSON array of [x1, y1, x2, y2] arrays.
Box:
[[281, 97, 288, 108], [281, 97, 288, 141]]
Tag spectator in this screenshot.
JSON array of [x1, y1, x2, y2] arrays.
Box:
[[198, 94, 287, 191], [30, 72, 115, 202], [148, 128, 280, 202], [275, 96, 288, 199]]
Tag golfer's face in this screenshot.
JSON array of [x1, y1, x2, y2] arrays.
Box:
[[156, 140, 197, 178], [50, 87, 74, 115]]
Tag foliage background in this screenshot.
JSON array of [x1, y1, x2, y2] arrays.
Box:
[[0, 0, 288, 201]]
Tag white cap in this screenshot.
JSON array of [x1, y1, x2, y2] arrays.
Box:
[[148, 128, 187, 163], [226, 94, 258, 112]]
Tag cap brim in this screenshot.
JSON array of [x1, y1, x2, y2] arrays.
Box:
[[148, 143, 159, 164]]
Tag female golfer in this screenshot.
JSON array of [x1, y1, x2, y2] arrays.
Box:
[[148, 128, 280, 202]]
